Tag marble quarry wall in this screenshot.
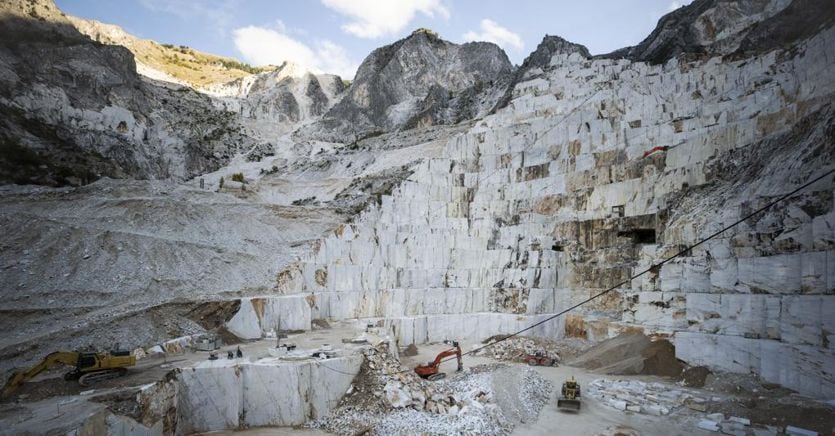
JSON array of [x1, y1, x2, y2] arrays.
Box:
[[175, 356, 361, 434], [228, 28, 835, 398]]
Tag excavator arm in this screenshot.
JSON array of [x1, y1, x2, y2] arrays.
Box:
[[2, 351, 79, 397], [431, 344, 463, 372], [415, 340, 463, 380]]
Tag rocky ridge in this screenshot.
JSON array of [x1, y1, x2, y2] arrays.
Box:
[[0, 0, 264, 185], [603, 0, 835, 63], [298, 28, 514, 143], [67, 15, 269, 88]]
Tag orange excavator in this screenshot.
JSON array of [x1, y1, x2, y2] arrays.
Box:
[[414, 340, 462, 381]]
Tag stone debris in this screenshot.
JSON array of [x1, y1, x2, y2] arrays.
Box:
[[310, 344, 552, 435], [595, 426, 640, 436], [698, 419, 721, 432], [785, 426, 818, 436], [402, 343, 419, 357], [473, 337, 561, 364], [728, 416, 751, 426], [588, 379, 707, 416]]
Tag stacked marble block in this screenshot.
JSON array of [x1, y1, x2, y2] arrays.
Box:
[[230, 28, 835, 397], [176, 356, 362, 433]]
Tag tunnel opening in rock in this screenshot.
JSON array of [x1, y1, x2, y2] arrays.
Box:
[[617, 228, 657, 244]]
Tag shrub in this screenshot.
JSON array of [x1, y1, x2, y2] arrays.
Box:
[[218, 176, 224, 189], [231, 172, 245, 183]]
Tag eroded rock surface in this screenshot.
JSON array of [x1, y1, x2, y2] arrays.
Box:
[[298, 29, 514, 143]]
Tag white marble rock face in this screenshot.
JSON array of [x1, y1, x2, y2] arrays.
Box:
[[176, 356, 362, 433], [221, 26, 835, 399]]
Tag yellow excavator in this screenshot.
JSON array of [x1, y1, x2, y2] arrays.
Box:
[[2, 350, 136, 397]]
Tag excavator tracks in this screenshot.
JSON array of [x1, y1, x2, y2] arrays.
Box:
[[78, 368, 128, 386]]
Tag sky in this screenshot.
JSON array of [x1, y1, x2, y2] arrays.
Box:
[[55, 0, 694, 80]]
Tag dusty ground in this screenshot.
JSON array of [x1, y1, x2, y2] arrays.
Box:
[[401, 341, 707, 436], [3, 333, 832, 435]]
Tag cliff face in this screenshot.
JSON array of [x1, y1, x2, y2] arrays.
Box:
[[206, 62, 345, 141], [272, 24, 835, 398], [0, 0, 262, 186], [602, 0, 835, 63], [298, 29, 514, 143], [66, 15, 265, 88], [0, 0, 833, 403]]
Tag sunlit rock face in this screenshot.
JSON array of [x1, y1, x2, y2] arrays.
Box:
[[205, 62, 346, 140], [298, 28, 515, 143], [1, 0, 833, 402], [0, 0, 266, 186], [269, 21, 835, 398], [601, 0, 835, 63]]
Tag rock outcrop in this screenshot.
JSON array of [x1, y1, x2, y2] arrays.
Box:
[[207, 62, 345, 140], [601, 0, 834, 63], [67, 15, 266, 88], [0, 0, 262, 185], [298, 28, 514, 143], [494, 35, 591, 111]]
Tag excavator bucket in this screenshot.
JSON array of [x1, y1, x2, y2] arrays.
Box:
[[557, 398, 581, 411]]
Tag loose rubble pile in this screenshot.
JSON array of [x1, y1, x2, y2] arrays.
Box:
[[695, 413, 770, 435], [568, 333, 683, 377], [474, 337, 561, 364], [588, 378, 827, 435], [310, 344, 552, 435], [587, 379, 708, 416]]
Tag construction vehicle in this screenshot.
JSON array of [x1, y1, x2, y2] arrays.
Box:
[[522, 351, 557, 367], [2, 350, 136, 397], [192, 333, 222, 352], [414, 340, 462, 381], [557, 376, 582, 411]]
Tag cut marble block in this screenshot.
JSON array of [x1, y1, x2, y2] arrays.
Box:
[[675, 332, 835, 399], [176, 356, 361, 433], [226, 296, 312, 339]]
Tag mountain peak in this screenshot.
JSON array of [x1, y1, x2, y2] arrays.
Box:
[[524, 35, 590, 68], [410, 27, 441, 39], [298, 31, 514, 142]]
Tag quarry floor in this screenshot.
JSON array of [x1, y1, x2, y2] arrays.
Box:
[[401, 342, 714, 436], [1, 324, 828, 435]]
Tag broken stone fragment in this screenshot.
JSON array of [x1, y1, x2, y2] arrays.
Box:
[[728, 416, 750, 426], [785, 426, 818, 436], [697, 420, 720, 432], [608, 399, 628, 410], [706, 412, 725, 422]]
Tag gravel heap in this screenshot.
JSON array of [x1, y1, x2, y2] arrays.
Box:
[[310, 344, 553, 435], [588, 379, 708, 416], [473, 337, 561, 364]]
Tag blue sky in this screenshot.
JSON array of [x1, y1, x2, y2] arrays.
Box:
[[55, 0, 693, 79]]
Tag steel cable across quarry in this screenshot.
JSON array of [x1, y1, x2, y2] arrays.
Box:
[[348, 166, 835, 377]]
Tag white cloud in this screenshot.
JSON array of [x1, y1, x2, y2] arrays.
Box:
[[463, 19, 524, 51], [668, 0, 694, 11], [233, 25, 359, 79], [321, 0, 449, 38]]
